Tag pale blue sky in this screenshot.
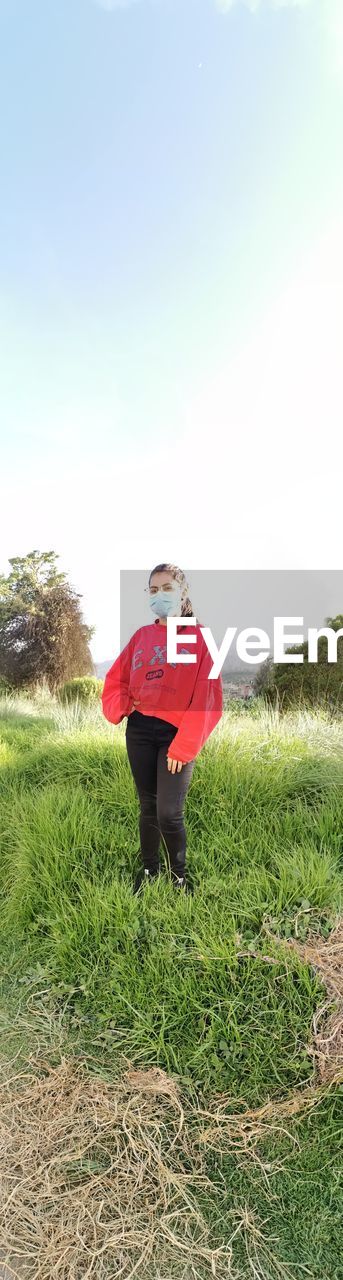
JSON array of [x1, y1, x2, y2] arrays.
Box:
[[1, 0, 342, 659]]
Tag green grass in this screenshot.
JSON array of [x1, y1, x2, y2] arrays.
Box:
[[0, 692, 342, 1277], [196, 1090, 343, 1279]]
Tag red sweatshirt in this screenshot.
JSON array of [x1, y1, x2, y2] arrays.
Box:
[[101, 618, 223, 763]]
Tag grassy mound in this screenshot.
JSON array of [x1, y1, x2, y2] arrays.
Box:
[[0, 697, 342, 1278]]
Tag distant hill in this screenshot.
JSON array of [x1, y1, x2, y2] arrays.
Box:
[[95, 661, 112, 679], [95, 661, 262, 682]]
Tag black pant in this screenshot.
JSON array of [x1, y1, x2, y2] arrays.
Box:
[[125, 711, 195, 876]]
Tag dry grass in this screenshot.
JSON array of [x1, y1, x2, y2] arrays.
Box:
[[283, 918, 343, 1085], [0, 1046, 306, 1280], [0, 1051, 235, 1280], [1, 924, 343, 1280]]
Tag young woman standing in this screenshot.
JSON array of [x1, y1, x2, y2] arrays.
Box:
[[101, 563, 223, 894]]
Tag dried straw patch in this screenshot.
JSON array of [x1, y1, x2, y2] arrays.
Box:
[[282, 918, 343, 1085], [1, 925, 342, 1279], [0, 1043, 333, 1280], [195, 1075, 340, 1168], [0, 1052, 234, 1280]]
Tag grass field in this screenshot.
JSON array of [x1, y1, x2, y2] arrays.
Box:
[[0, 690, 342, 1279]]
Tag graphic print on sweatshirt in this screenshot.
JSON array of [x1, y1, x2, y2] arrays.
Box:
[[131, 640, 191, 673], [130, 636, 193, 698], [101, 620, 224, 762]]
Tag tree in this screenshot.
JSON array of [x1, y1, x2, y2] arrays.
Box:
[[252, 656, 274, 698], [256, 613, 343, 709], [0, 550, 96, 693]]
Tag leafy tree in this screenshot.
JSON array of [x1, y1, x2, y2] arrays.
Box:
[[256, 614, 343, 709], [0, 550, 95, 693], [252, 656, 274, 697]]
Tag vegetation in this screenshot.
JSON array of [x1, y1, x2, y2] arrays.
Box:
[[0, 550, 95, 693], [253, 614, 343, 709], [0, 692, 342, 1277], [57, 675, 103, 706]]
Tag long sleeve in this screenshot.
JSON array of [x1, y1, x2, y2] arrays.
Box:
[[166, 641, 223, 764], [101, 634, 134, 726]]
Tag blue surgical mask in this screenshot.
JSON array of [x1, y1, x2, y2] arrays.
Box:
[[149, 585, 183, 618]]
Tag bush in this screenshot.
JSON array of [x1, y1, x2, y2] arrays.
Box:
[[0, 675, 14, 696], [257, 616, 343, 711], [57, 677, 103, 707]]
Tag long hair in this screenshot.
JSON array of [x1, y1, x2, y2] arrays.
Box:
[[148, 563, 196, 619]]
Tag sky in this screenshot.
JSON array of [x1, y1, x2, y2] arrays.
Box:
[[0, 0, 342, 661]]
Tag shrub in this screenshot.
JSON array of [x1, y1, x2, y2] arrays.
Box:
[[257, 615, 343, 711], [57, 677, 103, 707], [0, 675, 14, 695]]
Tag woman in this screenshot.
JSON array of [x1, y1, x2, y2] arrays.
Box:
[[101, 563, 223, 895]]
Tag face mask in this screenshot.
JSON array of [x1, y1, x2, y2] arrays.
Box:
[[149, 584, 183, 618]]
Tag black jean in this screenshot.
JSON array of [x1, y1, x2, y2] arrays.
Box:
[[125, 710, 195, 876]]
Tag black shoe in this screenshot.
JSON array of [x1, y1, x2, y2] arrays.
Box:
[[133, 867, 160, 894], [171, 872, 194, 896]]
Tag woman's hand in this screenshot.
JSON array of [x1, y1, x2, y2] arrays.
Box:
[[167, 755, 184, 773], [129, 698, 141, 713]]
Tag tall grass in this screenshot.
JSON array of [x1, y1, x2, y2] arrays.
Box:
[[0, 693, 342, 1278], [1, 695, 342, 1101]]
